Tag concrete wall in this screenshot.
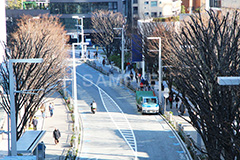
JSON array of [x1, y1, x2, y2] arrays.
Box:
[[0, 0, 6, 63], [221, 0, 240, 10]]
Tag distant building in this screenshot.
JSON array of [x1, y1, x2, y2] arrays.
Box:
[[133, 0, 182, 19], [182, 0, 210, 13], [49, 0, 124, 36]]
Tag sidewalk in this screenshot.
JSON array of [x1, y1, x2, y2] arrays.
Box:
[[36, 92, 73, 160], [0, 91, 73, 159]]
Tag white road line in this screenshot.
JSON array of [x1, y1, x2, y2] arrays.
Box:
[[77, 72, 138, 160]]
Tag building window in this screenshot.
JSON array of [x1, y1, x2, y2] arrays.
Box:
[[133, 7, 138, 14], [50, 2, 118, 14], [144, 1, 149, 5], [151, 12, 157, 17], [210, 0, 221, 8], [133, 0, 138, 4], [109, 2, 118, 12], [144, 12, 149, 16], [151, 1, 157, 7]]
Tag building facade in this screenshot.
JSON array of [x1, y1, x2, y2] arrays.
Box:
[[49, 0, 124, 35], [133, 0, 182, 20], [221, 0, 240, 12], [182, 0, 210, 13]]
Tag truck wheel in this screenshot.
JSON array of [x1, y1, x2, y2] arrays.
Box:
[[137, 105, 141, 112]]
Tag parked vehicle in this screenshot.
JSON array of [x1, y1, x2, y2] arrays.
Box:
[[136, 91, 159, 114]]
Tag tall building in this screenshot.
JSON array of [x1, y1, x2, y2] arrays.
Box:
[[49, 0, 124, 37]]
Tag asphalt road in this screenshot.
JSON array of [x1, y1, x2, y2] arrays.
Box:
[[70, 62, 189, 160]]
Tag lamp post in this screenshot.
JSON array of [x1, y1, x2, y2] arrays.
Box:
[[113, 25, 125, 74], [72, 43, 78, 134], [72, 16, 85, 58], [147, 37, 162, 112], [8, 58, 43, 156], [71, 42, 88, 147]]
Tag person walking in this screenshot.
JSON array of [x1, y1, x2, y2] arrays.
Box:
[[135, 71, 138, 83], [95, 51, 98, 59], [169, 92, 173, 109], [179, 102, 186, 116], [88, 51, 91, 58], [53, 128, 61, 144], [175, 95, 180, 109], [102, 58, 106, 66], [49, 103, 54, 117], [32, 116, 38, 130], [130, 71, 133, 81], [40, 103, 46, 118], [79, 51, 82, 58]]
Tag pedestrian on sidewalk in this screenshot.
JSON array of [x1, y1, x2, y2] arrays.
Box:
[[40, 103, 46, 118], [169, 92, 173, 109], [135, 70, 138, 83], [88, 51, 91, 58], [53, 128, 61, 144], [49, 103, 54, 117], [130, 71, 133, 81], [32, 116, 38, 130], [96, 51, 98, 59], [102, 58, 106, 66], [175, 95, 180, 109], [179, 102, 186, 116]]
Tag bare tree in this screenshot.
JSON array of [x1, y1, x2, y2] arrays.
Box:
[[162, 10, 240, 159], [0, 14, 70, 140], [91, 10, 124, 59]]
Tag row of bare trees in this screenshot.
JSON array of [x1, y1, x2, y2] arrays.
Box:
[[1, 8, 240, 159], [138, 10, 240, 159], [91, 9, 240, 159], [0, 14, 69, 139]]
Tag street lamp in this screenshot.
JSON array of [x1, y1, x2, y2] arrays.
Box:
[[113, 25, 125, 74], [147, 37, 162, 112], [72, 16, 85, 58], [71, 42, 88, 147], [8, 58, 43, 156]]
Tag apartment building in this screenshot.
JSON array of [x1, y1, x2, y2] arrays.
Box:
[[132, 0, 182, 20], [181, 0, 210, 13]]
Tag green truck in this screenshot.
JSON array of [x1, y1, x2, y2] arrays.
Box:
[[136, 91, 159, 114]]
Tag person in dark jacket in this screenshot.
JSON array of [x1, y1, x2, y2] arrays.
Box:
[[32, 116, 38, 130], [175, 95, 180, 109], [53, 128, 61, 144]]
